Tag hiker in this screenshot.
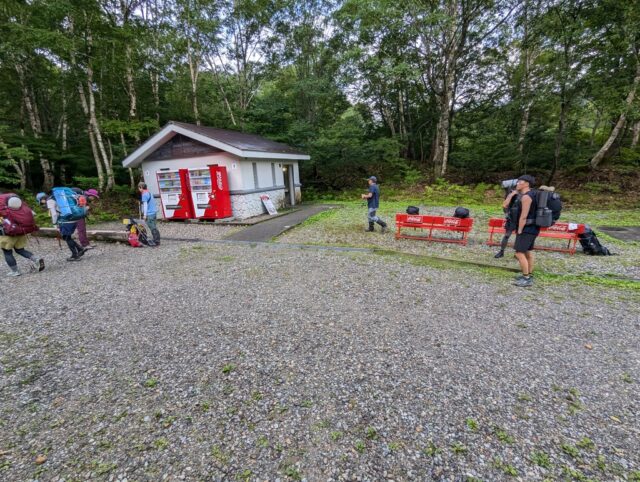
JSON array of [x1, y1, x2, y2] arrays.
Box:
[[37, 192, 86, 261], [494, 187, 519, 258], [1, 194, 45, 276], [71, 188, 100, 250], [361, 176, 388, 233], [138, 182, 160, 246], [512, 175, 539, 287]]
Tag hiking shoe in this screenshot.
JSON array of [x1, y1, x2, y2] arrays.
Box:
[[514, 273, 533, 280], [31, 257, 45, 272], [6, 270, 21, 277], [77, 248, 86, 258], [514, 276, 534, 287], [67, 255, 81, 261], [494, 250, 505, 258], [82, 244, 95, 250]]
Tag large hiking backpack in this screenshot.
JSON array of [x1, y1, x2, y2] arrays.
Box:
[[52, 187, 87, 223], [578, 226, 612, 256], [534, 189, 563, 227], [0, 193, 38, 236]]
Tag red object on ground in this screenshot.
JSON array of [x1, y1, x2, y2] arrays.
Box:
[[395, 213, 474, 245], [486, 217, 586, 254]]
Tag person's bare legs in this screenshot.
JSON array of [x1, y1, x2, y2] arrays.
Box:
[[515, 252, 530, 275], [525, 251, 535, 275]]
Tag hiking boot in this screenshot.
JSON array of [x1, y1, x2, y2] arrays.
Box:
[[82, 244, 95, 250], [377, 220, 388, 233], [494, 250, 505, 258], [31, 257, 45, 272], [6, 270, 21, 277], [67, 255, 81, 261], [365, 222, 375, 232], [77, 248, 86, 258], [514, 276, 534, 287]]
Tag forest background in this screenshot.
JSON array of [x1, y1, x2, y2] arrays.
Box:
[[0, 0, 639, 200]]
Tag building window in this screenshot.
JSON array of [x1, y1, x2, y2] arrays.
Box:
[[252, 162, 259, 189], [271, 163, 276, 186]]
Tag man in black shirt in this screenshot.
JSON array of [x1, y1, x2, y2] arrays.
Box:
[[513, 175, 540, 287]]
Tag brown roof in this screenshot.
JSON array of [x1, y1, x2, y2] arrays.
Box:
[[171, 121, 308, 156]]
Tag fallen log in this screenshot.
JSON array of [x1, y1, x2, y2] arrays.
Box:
[[32, 227, 127, 242]]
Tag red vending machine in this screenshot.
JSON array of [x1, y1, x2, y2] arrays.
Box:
[[188, 165, 232, 219], [156, 168, 195, 220]]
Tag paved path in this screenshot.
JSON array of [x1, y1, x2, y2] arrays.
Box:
[[598, 225, 640, 242], [223, 204, 335, 242]]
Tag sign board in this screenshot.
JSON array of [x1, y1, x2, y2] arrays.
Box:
[[260, 195, 278, 215]]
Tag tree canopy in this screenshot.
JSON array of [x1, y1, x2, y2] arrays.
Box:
[[1, 0, 638, 191]]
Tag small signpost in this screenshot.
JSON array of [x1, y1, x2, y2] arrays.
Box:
[[260, 195, 278, 215]]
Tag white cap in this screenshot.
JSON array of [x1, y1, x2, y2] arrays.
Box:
[[7, 196, 22, 210]]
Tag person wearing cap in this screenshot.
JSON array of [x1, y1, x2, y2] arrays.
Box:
[[361, 176, 388, 233], [138, 182, 160, 246], [512, 175, 539, 287], [71, 187, 100, 249], [36, 192, 86, 261], [1, 195, 45, 276]]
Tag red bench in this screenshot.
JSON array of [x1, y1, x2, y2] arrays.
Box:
[[395, 214, 474, 245], [487, 218, 586, 254]]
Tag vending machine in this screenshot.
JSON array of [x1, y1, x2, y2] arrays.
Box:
[[188, 165, 232, 219], [156, 169, 195, 220]]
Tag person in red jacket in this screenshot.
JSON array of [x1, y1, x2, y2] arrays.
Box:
[[1, 195, 45, 276]]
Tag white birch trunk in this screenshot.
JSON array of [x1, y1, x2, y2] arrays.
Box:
[[631, 120, 640, 148], [187, 37, 201, 125], [591, 60, 640, 168]]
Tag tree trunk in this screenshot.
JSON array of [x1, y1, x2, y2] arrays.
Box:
[[187, 37, 201, 125], [16, 64, 54, 189], [591, 60, 640, 169], [86, 59, 114, 190], [631, 120, 640, 148], [431, 80, 454, 178], [549, 88, 568, 185], [125, 44, 137, 120], [77, 83, 105, 191], [589, 107, 602, 147]]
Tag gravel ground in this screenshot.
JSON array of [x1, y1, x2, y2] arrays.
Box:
[[1, 233, 639, 481], [278, 205, 640, 280]]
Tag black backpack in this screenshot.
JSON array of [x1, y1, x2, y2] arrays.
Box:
[[406, 206, 419, 215], [454, 207, 470, 219], [578, 227, 612, 256]]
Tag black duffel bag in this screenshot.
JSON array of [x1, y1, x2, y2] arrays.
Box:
[[454, 207, 470, 219], [406, 206, 419, 215]]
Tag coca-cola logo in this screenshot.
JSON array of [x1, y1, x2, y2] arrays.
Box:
[[406, 215, 422, 223], [444, 218, 461, 226], [216, 171, 223, 189], [545, 224, 568, 232]]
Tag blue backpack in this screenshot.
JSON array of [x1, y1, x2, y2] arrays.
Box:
[[52, 187, 87, 222]]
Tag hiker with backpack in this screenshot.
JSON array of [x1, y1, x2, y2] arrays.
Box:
[[138, 182, 160, 246], [37, 189, 87, 261], [0, 193, 45, 277], [494, 181, 519, 258], [71, 187, 100, 250], [361, 176, 388, 233], [512, 175, 539, 287]]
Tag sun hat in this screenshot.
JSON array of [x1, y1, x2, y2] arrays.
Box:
[[36, 192, 47, 203], [368, 176, 377, 182], [85, 188, 100, 199]]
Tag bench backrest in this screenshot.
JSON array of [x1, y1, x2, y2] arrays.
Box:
[[487, 217, 585, 234], [396, 213, 473, 229]]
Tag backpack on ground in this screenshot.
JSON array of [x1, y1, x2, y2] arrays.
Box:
[[0, 193, 39, 236], [52, 187, 87, 223], [406, 206, 419, 215], [454, 207, 470, 219], [578, 226, 612, 256], [534, 188, 562, 227]]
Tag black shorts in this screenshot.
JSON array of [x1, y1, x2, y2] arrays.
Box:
[[514, 233, 537, 253]]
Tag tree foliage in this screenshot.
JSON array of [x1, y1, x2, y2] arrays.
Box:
[[0, 0, 638, 192]]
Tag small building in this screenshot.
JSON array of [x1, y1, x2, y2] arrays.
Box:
[[121, 121, 310, 219]]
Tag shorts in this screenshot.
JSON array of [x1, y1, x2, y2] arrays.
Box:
[[0, 235, 28, 251], [514, 233, 537, 253]]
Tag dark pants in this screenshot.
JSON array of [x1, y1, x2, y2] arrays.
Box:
[[3, 248, 33, 269], [76, 218, 89, 247], [60, 223, 83, 256]]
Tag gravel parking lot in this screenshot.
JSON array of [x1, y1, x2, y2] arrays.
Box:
[[1, 231, 639, 481]]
